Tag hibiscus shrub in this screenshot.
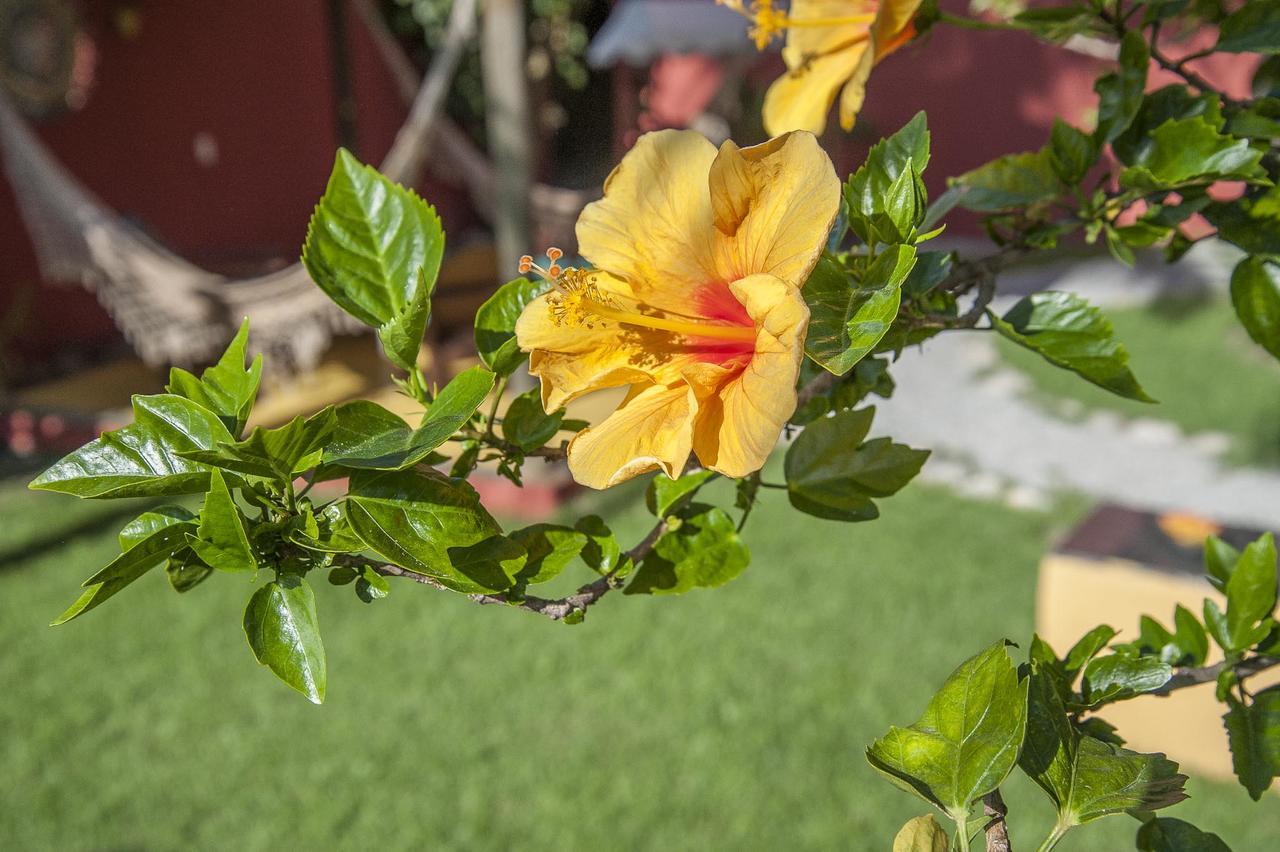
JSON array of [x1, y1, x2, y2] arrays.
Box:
[[27, 0, 1280, 848]]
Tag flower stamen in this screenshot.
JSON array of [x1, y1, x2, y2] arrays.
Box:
[[520, 249, 757, 342], [716, 0, 876, 50]]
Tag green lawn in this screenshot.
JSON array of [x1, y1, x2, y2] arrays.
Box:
[[1, 462, 1274, 851], [996, 293, 1280, 467]]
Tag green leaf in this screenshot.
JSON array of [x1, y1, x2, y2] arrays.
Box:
[[1135, 818, 1232, 852], [1113, 85, 1224, 167], [243, 577, 326, 704], [30, 394, 235, 499], [844, 112, 930, 243], [301, 149, 444, 334], [1119, 116, 1265, 191], [323, 368, 496, 470], [575, 514, 621, 575], [188, 469, 257, 573], [1064, 624, 1118, 677], [475, 277, 549, 375], [378, 264, 435, 371], [902, 250, 952, 297], [501, 387, 563, 452], [785, 407, 929, 522], [356, 566, 391, 602], [165, 550, 213, 593], [182, 407, 338, 482], [892, 814, 949, 852], [1013, 5, 1100, 42], [1204, 185, 1280, 257], [1223, 532, 1278, 653], [510, 524, 587, 585], [1049, 119, 1096, 185], [990, 291, 1154, 402], [646, 469, 716, 518], [1172, 605, 1210, 667], [1094, 32, 1149, 143], [52, 521, 195, 625], [289, 503, 367, 554], [346, 468, 524, 593], [119, 506, 196, 551], [1217, 0, 1280, 54], [1206, 535, 1242, 592], [1082, 654, 1172, 704], [951, 148, 1060, 212], [1223, 686, 1280, 800], [625, 505, 749, 595], [165, 318, 263, 435], [1021, 663, 1187, 827], [803, 249, 914, 375], [1230, 257, 1280, 360], [866, 642, 1027, 819]]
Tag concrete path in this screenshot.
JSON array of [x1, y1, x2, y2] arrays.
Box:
[[873, 243, 1280, 530]]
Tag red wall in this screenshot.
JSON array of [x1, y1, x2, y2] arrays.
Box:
[[0, 0, 464, 366]]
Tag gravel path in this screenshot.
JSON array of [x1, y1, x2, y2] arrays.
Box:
[[874, 243, 1280, 529]]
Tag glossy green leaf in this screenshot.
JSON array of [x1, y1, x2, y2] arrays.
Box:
[[301, 149, 444, 333], [1119, 116, 1265, 191], [52, 521, 195, 625], [1063, 624, 1118, 677], [1230, 257, 1280, 360], [510, 523, 587, 585], [243, 577, 326, 704], [119, 506, 196, 551], [1217, 0, 1280, 54], [1172, 604, 1210, 667], [866, 641, 1027, 819], [1224, 686, 1280, 800], [31, 394, 235, 499], [378, 264, 435, 371], [475, 276, 548, 375], [356, 566, 391, 602], [844, 111, 930, 244], [902, 250, 952, 297], [1205, 535, 1242, 592], [1113, 85, 1223, 167], [892, 814, 949, 852], [323, 368, 495, 470], [1223, 533, 1278, 652], [182, 407, 338, 482], [1049, 119, 1096, 184], [990, 291, 1154, 402], [189, 469, 257, 573], [785, 407, 929, 522], [646, 469, 716, 518], [1094, 32, 1149, 143], [288, 503, 367, 554], [346, 468, 523, 593], [1082, 654, 1172, 704], [803, 248, 915, 375], [626, 505, 748, 595], [1204, 185, 1280, 257], [1021, 663, 1187, 827], [1135, 818, 1232, 852], [165, 318, 263, 435], [575, 514, 621, 575], [952, 148, 1060, 212], [502, 387, 563, 452], [165, 549, 213, 593], [1013, 5, 1099, 42]]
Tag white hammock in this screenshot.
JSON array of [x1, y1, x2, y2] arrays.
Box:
[[0, 0, 477, 370]]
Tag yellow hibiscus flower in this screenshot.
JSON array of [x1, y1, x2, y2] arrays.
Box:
[[514, 130, 840, 489], [720, 0, 924, 135]]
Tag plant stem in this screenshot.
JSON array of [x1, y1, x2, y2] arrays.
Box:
[[483, 375, 509, 442], [1035, 822, 1070, 852], [956, 815, 971, 852]]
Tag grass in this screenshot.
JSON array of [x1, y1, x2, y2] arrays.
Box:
[[995, 293, 1280, 467], [1, 460, 1276, 851]]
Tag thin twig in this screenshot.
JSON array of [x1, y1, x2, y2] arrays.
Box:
[[1149, 655, 1280, 697], [983, 790, 1012, 852]]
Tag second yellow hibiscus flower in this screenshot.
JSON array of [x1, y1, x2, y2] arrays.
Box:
[[721, 0, 924, 136], [515, 129, 840, 489]]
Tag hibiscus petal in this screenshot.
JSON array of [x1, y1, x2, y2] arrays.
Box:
[[837, 42, 876, 131], [709, 133, 841, 288], [875, 0, 925, 47], [763, 39, 867, 136], [575, 129, 718, 310], [692, 274, 809, 477], [567, 382, 697, 489]]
